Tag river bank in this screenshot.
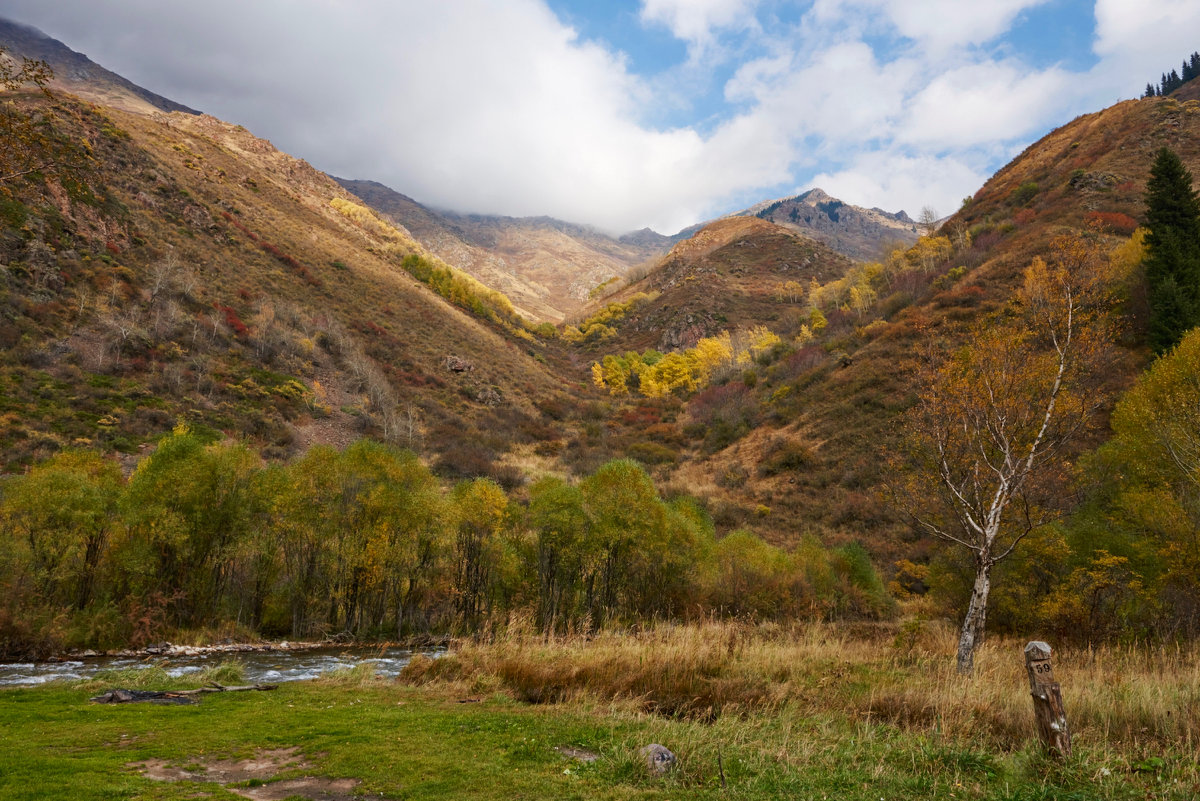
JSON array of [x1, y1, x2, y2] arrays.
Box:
[[3, 623, 1198, 800]]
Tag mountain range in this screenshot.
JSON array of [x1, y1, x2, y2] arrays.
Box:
[[0, 15, 916, 327], [2, 15, 1197, 564]]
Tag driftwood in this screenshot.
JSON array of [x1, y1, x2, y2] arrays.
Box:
[[90, 683, 278, 705]]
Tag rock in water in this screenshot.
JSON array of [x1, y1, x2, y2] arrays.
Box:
[[640, 744, 676, 776]]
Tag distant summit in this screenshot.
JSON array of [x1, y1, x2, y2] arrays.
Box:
[[336, 178, 675, 322], [0, 18, 200, 115], [738, 188, 917, 262]]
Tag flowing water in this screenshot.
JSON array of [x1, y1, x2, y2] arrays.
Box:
[[0, 645, 446, 686]]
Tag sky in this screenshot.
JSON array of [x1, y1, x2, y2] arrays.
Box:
[[1, 0, 1198, 234]]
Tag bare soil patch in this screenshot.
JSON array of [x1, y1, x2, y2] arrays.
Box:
[[129, 747, 361, 800]]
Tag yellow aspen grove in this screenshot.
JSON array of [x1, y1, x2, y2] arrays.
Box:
[[691, 332, 734, 382]]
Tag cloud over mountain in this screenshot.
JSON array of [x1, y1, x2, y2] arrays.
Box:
[[3, 0, 1197, 232]]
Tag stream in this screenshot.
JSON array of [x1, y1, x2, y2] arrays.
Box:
[[0, 644, 446, 687]]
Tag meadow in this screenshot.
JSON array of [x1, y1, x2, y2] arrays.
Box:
[[2, 620, 1196, 800]]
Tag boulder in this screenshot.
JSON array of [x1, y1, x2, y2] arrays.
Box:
[[639, 744, 676, 776]]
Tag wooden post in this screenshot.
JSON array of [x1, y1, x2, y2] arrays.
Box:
[[1024, 641, 1071, 758]]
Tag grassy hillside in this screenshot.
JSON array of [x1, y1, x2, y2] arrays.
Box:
[[0, 88, 577, 477], [571, 90, 1200, 573], [579, 216, 853, 353]]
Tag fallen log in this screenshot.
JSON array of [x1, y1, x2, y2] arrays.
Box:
[[174, 682, 279, 695], [90, 683, 277, 704]]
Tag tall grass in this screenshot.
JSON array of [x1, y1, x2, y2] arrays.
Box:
[[401, 619, 1200, 760]]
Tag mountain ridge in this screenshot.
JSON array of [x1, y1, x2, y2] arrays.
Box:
[[0, 18, 200, 116], [736, 188, 919, 261]]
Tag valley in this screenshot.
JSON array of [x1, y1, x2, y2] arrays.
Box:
[[2, 15, 1200, 800]]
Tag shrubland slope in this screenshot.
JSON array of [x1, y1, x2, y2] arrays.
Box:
[[0, 88, 577, 477], [577, 89, 1200, 569], [582, 216, 853, 353]]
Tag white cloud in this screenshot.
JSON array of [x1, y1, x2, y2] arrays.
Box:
[[1090, 0, 1200, 99], [1093, 0, 1200, 58], [727, 41, 916, 144], [807, 0, 1048, 50], [875, 0, 1050, 51], [2, 0, 1190, 237], [898, 61, 1070, 148], [639, 0, 760, 54]]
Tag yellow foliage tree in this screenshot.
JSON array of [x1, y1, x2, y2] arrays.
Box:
[[691, 332, 733, 382], [908, 236, 954, 273], [898, 231, 1117, 674]]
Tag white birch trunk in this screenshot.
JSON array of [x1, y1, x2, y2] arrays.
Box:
[[955, 560, 992, 675]]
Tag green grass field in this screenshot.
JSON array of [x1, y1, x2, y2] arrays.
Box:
[[3, 625, 1197, 800]]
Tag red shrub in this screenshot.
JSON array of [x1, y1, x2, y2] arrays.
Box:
[[1084, 211, 1139, 235], [619, 405, 662, 426], [779, 345, 826, 379], [214, 303, 250, 337]]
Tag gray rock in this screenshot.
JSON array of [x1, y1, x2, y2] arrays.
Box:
[[639, 744, 676, 776]]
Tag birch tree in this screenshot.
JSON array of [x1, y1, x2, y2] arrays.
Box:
[[901, 232, 1116, 674]]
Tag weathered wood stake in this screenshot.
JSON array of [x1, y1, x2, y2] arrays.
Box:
[[1024, 641, 1071, 758]]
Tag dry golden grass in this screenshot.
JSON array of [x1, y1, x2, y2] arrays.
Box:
[[402, 619, 1200, 761]]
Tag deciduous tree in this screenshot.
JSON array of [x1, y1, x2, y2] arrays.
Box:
[[899, 231, 1116, 674], [1095, 327, 1200, 636], [1, 450, 122, 610], [0, 48, 88, 193]]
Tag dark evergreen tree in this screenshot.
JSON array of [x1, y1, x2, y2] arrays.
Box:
[[1143, 147, 1200, 352], [1145, 82, 1157, 99]]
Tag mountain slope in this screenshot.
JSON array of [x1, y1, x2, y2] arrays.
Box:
[[572, 91, 1200, 564], [0, 18, 200, 115], [0, 87, 574, 475], [337, 178, 673, 323], [588, 216, 854, 353]]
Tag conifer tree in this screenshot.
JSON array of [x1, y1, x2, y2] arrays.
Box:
[[1143, 147, 1200, 352]]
